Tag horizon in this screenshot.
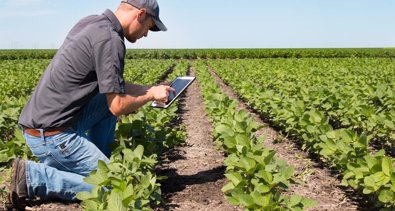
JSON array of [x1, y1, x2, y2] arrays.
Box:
[[1, 47, 395, 50]]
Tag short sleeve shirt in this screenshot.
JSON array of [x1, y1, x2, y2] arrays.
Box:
[[18, 9, 126, 129]]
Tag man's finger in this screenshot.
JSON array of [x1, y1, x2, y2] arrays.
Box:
[[167, 87, 176, 97], [167, 86, 176, 93]]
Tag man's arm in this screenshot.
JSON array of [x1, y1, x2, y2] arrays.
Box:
[[106, 84, 174, 116]]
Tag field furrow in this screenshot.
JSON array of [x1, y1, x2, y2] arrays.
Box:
[[157, 67, 241, 211], [208, 66, 362, 210]]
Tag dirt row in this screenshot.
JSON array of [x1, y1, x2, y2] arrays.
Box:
[[207, 67, 370, 210], [156, 68, 241, 211]]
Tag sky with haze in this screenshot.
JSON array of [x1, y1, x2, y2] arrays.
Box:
[[0, 0, 394, 49]]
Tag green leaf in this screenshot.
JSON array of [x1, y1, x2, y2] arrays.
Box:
[[378, 189, 394, 203], [225, 172, 243, 186], [382, 157, 393, 177], [236, 145, 247, 154], [340, 130, 354, 143], [289, 195, 302, 207], [263, 150, 276, 165], [326, 131, 337, 139], [97, 160, 109, 173], [358, 133, 368, 147], [221, 182, 235, 193], [235, 134, 249, 149], [254, 183, 271, 193], [84, 170, 108, 185], [234, 122, 246, 133], [310, 111, 322, 123], [343, 171, 355, 180], [320, 148, 334, 157], [133, 145, 144, 160], [365, 155, 379, 171], [225, 195, 240, 206], [122, 148, 134, 162], [122, 184, 135, 205], [81, 199, 99, 211], [364, 176, 375, 188], [235, 110, 247, 123], [239, 193, 255, 208], [256, 170, 273, 184], [301, 198, 318, 209], [108, 190, 125, 211], [280, 166, 294, 180], [240, 157, 256, 172], [140, 174, 151, 188], [251, 191, 270, 207], [223, 136, 236, 149], [363, 187, 374, 194], [76, 191, 92, 201], [215, 124, 233, 136]]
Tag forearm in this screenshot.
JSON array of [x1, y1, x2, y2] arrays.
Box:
[[107, 93, 153, 116]]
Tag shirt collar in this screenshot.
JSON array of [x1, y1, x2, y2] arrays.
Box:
[[103, 9, 124, 39]]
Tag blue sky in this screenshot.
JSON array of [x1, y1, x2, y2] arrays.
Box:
[[0, 0, 394, 49]]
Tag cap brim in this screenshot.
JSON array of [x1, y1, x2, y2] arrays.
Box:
[[150, 16, 167, 32]]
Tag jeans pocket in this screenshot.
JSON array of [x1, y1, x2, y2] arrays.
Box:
[[54, 133, 81, 158], [29, 146, 51, 158], [25, 136, 50, 158]]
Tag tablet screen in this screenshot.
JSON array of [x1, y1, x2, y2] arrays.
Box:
[[151, 76, 195, 108], [168, 78, 192, 102]]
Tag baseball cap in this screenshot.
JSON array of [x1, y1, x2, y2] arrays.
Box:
[[122, 0, 167, 31]]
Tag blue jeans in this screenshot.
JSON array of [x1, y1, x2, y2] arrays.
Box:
[[23, 94, 117, 201]]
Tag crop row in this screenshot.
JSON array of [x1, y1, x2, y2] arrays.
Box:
[[194, 60, 316, 210], [209, 59, 395, 208], [209, 58, 395, 150]]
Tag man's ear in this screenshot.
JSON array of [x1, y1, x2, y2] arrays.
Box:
[[137, 8, 148, 19]]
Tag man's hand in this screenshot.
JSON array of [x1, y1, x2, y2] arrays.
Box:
[[147, 85, 176, 105]]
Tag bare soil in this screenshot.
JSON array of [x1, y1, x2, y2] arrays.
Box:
[[208, 67, 365, 211], [156, 68, 242, 211]]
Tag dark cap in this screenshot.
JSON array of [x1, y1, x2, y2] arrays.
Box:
[[122, 0, 167, 32]]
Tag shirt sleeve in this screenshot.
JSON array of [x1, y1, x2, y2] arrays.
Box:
[[93, 35, 126, 94]]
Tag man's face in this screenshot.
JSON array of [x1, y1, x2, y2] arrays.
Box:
[[125, 12, 155, 43]]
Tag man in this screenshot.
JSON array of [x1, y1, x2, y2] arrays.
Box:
[[9, 0, 173, 208]]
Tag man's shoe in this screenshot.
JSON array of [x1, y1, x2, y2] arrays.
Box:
[[8, 158, 28, 209]]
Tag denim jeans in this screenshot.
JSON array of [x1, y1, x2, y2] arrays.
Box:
[[23, 93, 117, 201]]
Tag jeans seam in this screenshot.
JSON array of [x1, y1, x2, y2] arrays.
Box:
[[25, 161, 32, 199], [48, 151, 73, 173]]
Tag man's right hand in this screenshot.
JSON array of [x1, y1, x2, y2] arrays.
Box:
[[147, 85, 176, 105]]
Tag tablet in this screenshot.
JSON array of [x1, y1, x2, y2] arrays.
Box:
[[151, 76, 196, 108]]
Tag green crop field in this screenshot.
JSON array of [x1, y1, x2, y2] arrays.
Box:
[[0, 48, 394, 210]]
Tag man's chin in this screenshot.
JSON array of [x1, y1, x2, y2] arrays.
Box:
[[126, 37, 137, 43]]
